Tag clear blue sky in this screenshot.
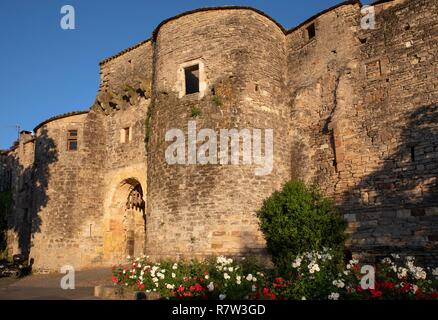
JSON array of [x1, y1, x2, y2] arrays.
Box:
[[0, 0, 372, 149]]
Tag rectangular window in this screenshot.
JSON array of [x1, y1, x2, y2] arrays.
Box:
[[121, 127, 131, 143], [67, 130, 78, 151], [307, 23, 316, 40], [185, 64, 200, 95]]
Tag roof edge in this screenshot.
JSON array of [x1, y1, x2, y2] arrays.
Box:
[[99, 38, 152, 66], [286, 0, 362, 34], [99, 1, 365, 66], [33, 111, 89, 133], [151, 6, 287, 42]]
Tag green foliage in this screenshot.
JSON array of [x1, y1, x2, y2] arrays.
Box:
[[211, 95, 223, 107], [190, 106, 202, 118], [112, 254, 438, 300], [257, 180, 347, 277]]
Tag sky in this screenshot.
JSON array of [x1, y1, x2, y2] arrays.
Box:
[[0, 0, 373, 150]]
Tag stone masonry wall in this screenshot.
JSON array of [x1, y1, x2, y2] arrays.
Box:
[[148, 8, 290, 260], [2, 1, 437, 270]]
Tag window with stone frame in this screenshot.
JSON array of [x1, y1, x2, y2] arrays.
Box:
[[67, 130, 78, 151], [306, 23, 316, 40], [184, 64, 200, 95], [121, 127, 132, 143]]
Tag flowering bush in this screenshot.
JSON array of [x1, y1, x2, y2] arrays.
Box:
[[257, 180, 347, 277], [111, 253, 438, 300]]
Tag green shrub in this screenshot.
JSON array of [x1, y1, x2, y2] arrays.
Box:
[[257, 180, 347, 277], [211, 95, 223, 107], [190, 106, 202, 118]]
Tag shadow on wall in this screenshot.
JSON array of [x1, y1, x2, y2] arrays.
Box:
[[2, 128, 58, 258], [340, 104, 438, 256]]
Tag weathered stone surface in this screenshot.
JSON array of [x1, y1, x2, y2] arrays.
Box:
[[1, 0, 437, 270]]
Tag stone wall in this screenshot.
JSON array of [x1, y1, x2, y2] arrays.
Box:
[[1, 0, 437, 270], [147, 8, 290, 260]]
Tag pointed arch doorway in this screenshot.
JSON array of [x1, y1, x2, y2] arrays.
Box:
[[104, 178, 146, 264]]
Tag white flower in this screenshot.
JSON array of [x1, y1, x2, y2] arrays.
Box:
[[432, 268, 438, 277], [127, 255, 131, 260], [171, 273, 176, 278], [397, 267, 408, 279], [219, 294, 226, 300], [236, 275, 241, 281], [172, 264, 178, 270], [328, 292, 340, 300], [152, 277, 158, 283], [252, 285, 257, 292], [391, 253, 400, 259], [224, 273, 231, 280], [146, 290, 151, 293], [228, 267, 234, 272], [207, 282, 215, 292], [308, 262, 320, 274], [381, 258, 392, 264], [205, 275, 209, 280], [414, 269, 427, 280], [246, 274, 253, 281], [301, 297, 306, 300], [292, 257, 302, 268], [236, 280, 241, 285], [166, 284, 175, 290], [333, 280, 345, 288]]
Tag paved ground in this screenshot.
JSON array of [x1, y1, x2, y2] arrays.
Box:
[[0, 268, 112, 300]]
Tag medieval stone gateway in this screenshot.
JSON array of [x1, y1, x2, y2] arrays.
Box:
[[0, 0, 437, 271]]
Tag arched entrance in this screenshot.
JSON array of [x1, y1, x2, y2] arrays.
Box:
[[105, 178, 146, 264]]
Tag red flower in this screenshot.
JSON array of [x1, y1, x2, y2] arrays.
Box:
[[111, 275, 119, 284], [356, 285, 364, 293], [380, 281, 396, 290], [263, 288, 270, 298], [370, 289, 383, 298], [400, 283, 412, 294], [271, 293, 277, 300], [137, 282, 145, 291], [430, 292, 438, 299], [275, 277, 283, 284], [177, 285, 185, 293]]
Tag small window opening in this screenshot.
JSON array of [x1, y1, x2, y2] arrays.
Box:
[[185, 65, 200, 95], [255, 84, 259, 92], [410, 146, 416, 162], [121, 127, 131, 143], [307, 23, 316, 40], [67, 130, 78, 151], [359, 37, 367, 44]]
